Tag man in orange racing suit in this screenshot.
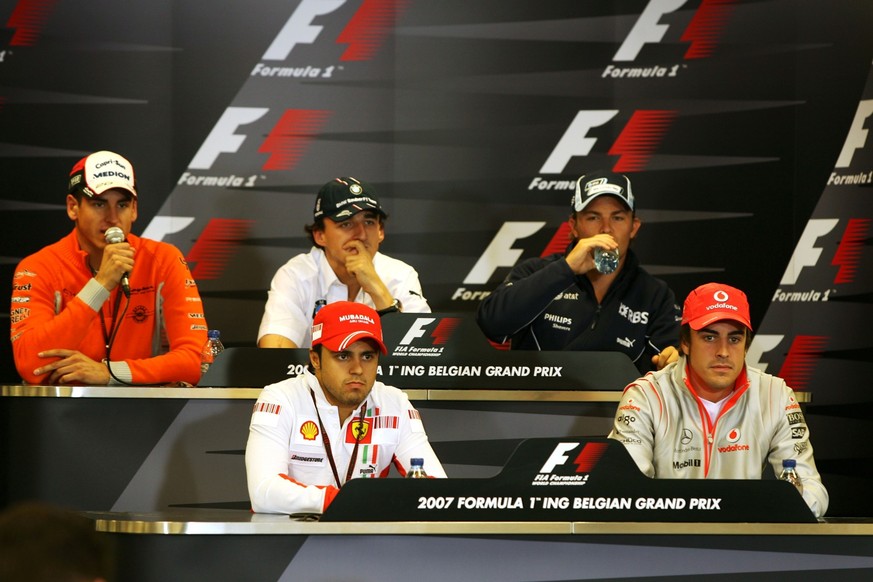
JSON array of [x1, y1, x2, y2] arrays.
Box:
[[10, 151, 207, 386]]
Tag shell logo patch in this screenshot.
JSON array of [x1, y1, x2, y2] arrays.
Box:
[[300, 420, 319, 441]]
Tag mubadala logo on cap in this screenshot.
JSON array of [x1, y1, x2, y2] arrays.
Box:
[[339, 314, 375, 325]]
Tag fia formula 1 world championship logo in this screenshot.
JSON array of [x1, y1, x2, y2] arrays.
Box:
[[533, 442, 609, 487]]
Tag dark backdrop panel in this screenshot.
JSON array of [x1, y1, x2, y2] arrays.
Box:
[[2, 0, 873, 515]]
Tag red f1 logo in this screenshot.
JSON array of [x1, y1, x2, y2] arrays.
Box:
[[7, 0, 55, 46], [782, 218, 870, 286], [614, 0, 736, 62], [540, 110, 676, 174], [539, 442, 608, 473], [189, 107, 331, 171], [398, 317, 461, 346], [263, 0, 409, 62]]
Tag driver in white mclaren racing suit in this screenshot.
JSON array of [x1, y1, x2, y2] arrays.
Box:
[[608, 282, 828, 518]]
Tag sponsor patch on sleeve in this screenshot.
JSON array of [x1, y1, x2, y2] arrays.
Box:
[[251, 401, 282, 427], [407, 409, 424, 433]]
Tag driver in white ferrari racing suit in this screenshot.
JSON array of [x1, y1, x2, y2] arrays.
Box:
[[246, 301, 445, 515]]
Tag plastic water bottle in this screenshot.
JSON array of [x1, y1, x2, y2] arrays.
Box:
[[406, 458, 428, 479], [200, 329, 225, 374], [593, 247, 620, 274], [779, 459, 803, 495]]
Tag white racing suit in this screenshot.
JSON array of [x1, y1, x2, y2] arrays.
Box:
[[246, 369, 445, 515]]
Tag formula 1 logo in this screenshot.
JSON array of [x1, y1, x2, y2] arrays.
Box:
[[391, 317, 462, 357], [612, 0, 735, 63], [831, 99, 873, 184], [185, 219, 254, 280], [397, 317, 461, 347], [537, 109, 677, 175], [532, 442, 609, 486], [463, 222, 546, 287], [454, 222, 575, 303], [6, 1, 56, 47], [185, 107, 332, 176], [262, 0, 409, 62], [780, 218, 870, 288], [747, 334, 828, 391], [540, 442, 608, 474]]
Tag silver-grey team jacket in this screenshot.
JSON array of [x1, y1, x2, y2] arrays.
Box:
[[608, 358, 828, 518]]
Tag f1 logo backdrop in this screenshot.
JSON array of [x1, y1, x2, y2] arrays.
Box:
[[751, 87, 873, 399], [2, 0, 873, 516], [612, 0, 735, 62]]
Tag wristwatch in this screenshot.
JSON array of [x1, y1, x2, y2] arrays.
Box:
[[376, 298, 402, 315]]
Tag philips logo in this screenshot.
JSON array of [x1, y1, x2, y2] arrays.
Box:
[[544, 313, 573, 326]]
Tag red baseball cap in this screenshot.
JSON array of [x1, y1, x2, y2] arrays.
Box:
[[311, 301, 387, 354], [681, 282, 753, 331]]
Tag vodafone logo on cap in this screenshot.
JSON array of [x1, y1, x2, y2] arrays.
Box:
[[706, 289, 738, 313]]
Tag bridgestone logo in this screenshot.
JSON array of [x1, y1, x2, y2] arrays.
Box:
[[291, 455, 323, 463]]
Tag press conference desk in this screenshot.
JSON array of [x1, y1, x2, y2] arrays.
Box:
[[0, 383, 813, 516], [0, 382, 643, 516], [82, 437, 873, 582], [3, 384, 866, 582], [88, 509, 869, 535], [84, 510, 873, 581]]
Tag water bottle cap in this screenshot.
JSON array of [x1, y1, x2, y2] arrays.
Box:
[[782, 459, 797, 468], [208, 329, 221, 339], [410, 458, 424, 467]]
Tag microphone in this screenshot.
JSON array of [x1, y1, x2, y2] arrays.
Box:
[[104, 227, 131, 297]]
